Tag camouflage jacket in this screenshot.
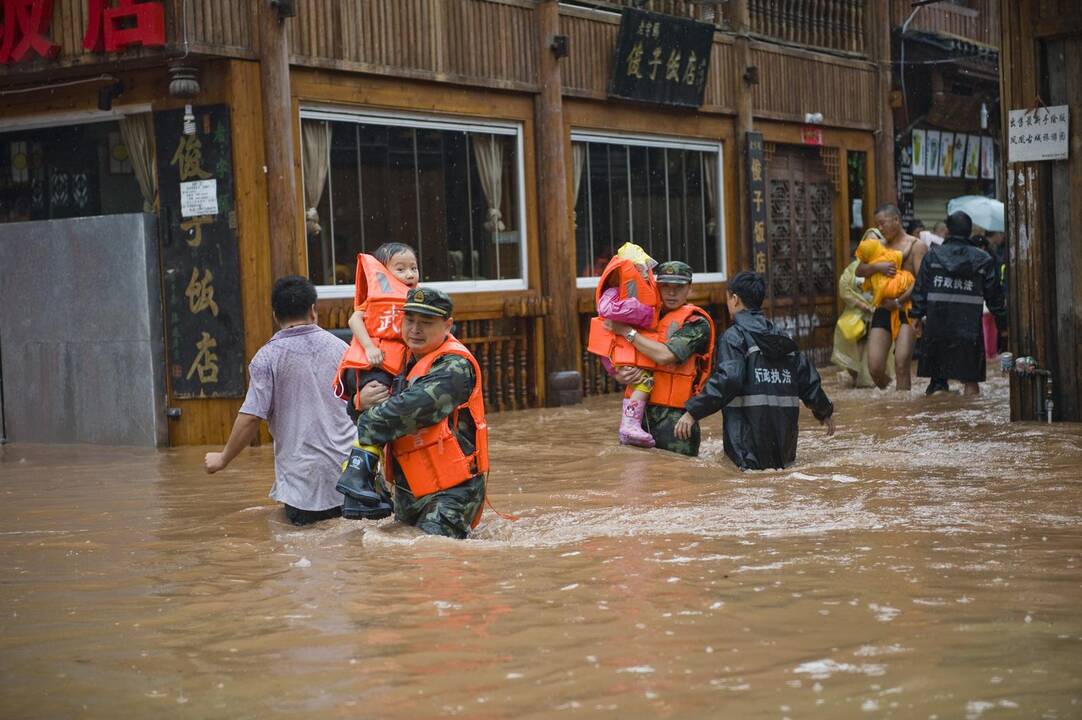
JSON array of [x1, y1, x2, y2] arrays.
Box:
[[355, 353, 478, 482], [646, 315, 712, 456]]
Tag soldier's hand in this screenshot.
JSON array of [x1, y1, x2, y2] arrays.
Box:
[[614, 365, 645, 386], [358, 381, 390, 410], [365, 346, 385, 367], [821, 415, 836, 437], [674, 412, 695, 440]]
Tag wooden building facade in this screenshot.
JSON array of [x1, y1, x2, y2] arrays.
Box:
[[1, 0, 886, 445], [999, 0, 1082, 421]]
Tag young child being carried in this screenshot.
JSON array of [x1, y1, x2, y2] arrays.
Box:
[[586, 242, 661, 448], [855, 227, 915, 340], [333, 242, 418, 520]]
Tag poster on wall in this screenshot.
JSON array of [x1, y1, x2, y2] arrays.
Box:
[[1007, 105, 1070, 162], [154, 104, 245, 399], [911, 129, 926, 176], [980, 136, 995, 179], [950, 133, 966, 177], [939, 132, 954, 177], [926, 130, 942, 179], [964, 135, 981, 179]]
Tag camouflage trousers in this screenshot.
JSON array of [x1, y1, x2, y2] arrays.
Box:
[[643, 404, 700, 457], [393, 474, 486, 539]]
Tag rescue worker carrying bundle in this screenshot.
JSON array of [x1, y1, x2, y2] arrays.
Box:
[[910, 210, 1006, 397], [675, 272, 835, 470], [335, 287, 488, 538]]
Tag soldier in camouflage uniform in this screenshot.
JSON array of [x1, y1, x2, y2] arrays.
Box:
[[609, 261, 714, 456], [350, 288, 486, 539]]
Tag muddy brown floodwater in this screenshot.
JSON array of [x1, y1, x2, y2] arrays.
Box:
[[1, 375, 1081, 719]]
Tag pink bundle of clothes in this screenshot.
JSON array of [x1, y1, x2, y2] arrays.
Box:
[[596, 287, 655, 377]]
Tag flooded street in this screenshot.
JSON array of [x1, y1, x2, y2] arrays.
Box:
[[2, 374, 1081, 719]]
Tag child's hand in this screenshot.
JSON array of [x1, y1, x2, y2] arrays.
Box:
[[365, 346, 385, 367], [204, 452, 227, 474]]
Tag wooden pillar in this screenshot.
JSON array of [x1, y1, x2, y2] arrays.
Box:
[[734, 0, 753, 272], [872, 0, 897, 205], [256, 1, 302, 282], [535, 0, 581, 404]]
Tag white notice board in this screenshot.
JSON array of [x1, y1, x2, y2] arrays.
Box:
[[1008, 105, 1070, 162], [180, 179, 219, 217]]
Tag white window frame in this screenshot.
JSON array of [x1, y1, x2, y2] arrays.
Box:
[[300, 106, 529, 299], [570, 129, 727, 289]]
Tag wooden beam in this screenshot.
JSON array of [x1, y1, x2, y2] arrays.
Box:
[[872, 0, 897, 206], [734, 0, 753, 273], [256, 1, 303, 282], [535, 0, 581, 403]]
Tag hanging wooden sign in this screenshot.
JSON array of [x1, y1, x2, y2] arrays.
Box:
[[608, 8, 714, 109]]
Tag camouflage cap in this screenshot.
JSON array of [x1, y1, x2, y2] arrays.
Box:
[[656, 260, 694, 284], [403, 287, 453, 318]]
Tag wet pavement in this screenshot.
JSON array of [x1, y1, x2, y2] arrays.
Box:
[[1, 374, 1081, 719]]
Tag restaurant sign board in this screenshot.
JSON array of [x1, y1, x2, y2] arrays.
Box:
[[608, 8, 714, 109]]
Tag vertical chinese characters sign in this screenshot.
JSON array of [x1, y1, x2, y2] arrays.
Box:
[[155, 104, 245, 399], [608, 8, 713, 109], [746, 131, 768, 281]]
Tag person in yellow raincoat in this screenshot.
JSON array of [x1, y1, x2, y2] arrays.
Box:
[[831, 257, 893, 388]]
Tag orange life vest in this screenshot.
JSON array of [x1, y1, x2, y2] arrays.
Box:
[[585, 256, 662, 369], [333, 254, 411, 401], [624, 304, 716, 408], [388, 336, 489, 524]]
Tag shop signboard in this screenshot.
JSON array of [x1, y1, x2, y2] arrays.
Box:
[[609, 8, 714, 109], [0, 0, 165, 64], [1008, 105, 1070, 162], [155, 104, 245, 399], [746, 131, 768, 279]]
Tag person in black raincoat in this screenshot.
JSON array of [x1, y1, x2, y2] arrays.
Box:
[[675, 272, 835, 471], [909, 210, 1006, 396]]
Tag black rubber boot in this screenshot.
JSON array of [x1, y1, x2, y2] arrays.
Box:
[[341, 492, 391, 520], [336, 447, 383, 504]]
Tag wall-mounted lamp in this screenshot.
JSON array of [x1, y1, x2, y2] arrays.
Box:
[[550, 34, 569, 59], [804, 112, 824, 124], [97, 80, 124, 111], [743, 65, 759, 85], [269, 0, 296, 20], [980, 102, 989, 130], [168, 63, 201, 99]]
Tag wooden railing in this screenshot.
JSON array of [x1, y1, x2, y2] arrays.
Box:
[[748, 0, 866, 54], [567, 0, 867, 55], [320, 301, 542, 412], [563, 0, 732, 27], [891, 0, 999, 48]]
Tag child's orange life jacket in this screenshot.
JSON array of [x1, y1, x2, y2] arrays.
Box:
[[586, 256, 662, 369], [387, 336, 489, 527], [624, 304, 716, 408], [333, 254, 411, 401]]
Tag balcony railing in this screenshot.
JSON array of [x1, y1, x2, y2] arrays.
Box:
[[565, 0, 868, 55], [749, 0, 866, 54]]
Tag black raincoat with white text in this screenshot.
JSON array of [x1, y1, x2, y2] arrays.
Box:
[[685, 310, 833, 470]]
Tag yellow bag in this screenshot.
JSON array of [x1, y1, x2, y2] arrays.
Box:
[[837, 307, 866, 342]]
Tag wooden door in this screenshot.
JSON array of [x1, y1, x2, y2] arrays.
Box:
[[763, 144, 838, 364]]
